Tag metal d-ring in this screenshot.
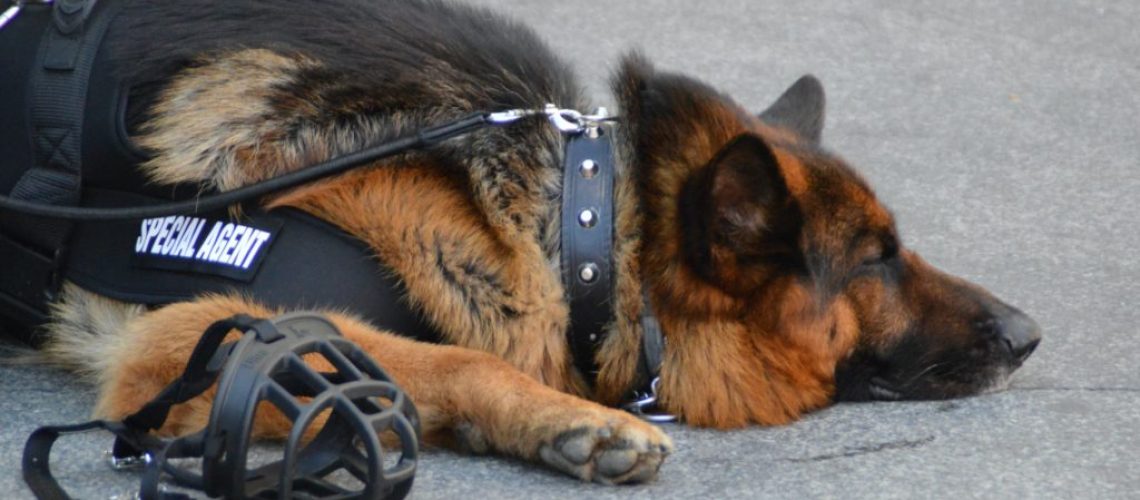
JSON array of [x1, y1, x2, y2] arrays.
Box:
[[622, 377, 677, 423]]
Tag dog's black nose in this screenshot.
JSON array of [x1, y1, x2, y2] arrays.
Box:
[[977, 309, 1041, 365], [1000, 311, 1041, 364]]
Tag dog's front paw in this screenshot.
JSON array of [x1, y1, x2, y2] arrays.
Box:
[[537, 411, 672, 485]]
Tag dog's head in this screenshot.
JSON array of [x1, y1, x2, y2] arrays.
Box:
[[616, 56, 1040, 427]]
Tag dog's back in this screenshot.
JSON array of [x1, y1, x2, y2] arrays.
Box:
[[109, 0, 584, 257], [113, 0, 585, 127]]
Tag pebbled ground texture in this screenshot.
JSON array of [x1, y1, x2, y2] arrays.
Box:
[[3, 0, 1139, 498]]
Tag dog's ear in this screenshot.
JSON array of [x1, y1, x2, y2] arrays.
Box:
[[759, 75, 825, 144], [705, 134, 792, 246], [683, 133, 798, 280]]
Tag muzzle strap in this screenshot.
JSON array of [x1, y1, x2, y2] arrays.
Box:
[[22, 316, 260, 500], [120, 314, 261, 433], [22, 312, 420, 500]]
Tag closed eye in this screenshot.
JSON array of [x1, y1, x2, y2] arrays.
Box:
[[857, 241, 899, 271], [860, 256, 886, 268], [857, 257, 890, 275]]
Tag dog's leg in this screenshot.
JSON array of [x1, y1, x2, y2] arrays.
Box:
[[341, 314, 674, 485], [91, 296, 671, 484]]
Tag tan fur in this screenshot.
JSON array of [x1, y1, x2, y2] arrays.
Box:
[[137, 50, 322, 191], [41, 285, 149, 387], [592, 167, 647, 406], [270, 165, 580, 394]]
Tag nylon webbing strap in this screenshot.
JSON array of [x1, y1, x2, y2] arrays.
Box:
[[23, 419, 135, 500], [119, 315, 262, 435], [6, 0, 120, 285], [22, 315, 263, 500], [560, 126, 616, 386]]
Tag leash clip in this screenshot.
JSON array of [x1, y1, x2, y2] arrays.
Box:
[[486, 104, 616, 135], [485, 108, 542, 125], [544, 104, 586, 133], [546, 105, 616, 135]]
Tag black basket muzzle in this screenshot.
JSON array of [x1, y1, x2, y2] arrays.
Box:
[[24, 312, 420, 500]]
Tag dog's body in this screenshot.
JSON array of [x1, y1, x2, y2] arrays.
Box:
[[27, 0, 1040, 484]]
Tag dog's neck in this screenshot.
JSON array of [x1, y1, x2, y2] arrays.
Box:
[[589, 114, 737, 410], [589, 68, 729, 407]]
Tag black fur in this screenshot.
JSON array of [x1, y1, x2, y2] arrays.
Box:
[[109, 0, 586, 131]]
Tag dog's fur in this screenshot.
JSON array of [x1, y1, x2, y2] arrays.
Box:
[[35, 0, 1039, 484]]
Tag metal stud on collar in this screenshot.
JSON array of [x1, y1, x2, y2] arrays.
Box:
[[578, 262, 599, 283], [578, 209, 597, 228], [579, 159, 598, 178]]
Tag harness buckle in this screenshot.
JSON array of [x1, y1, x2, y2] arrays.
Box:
[[106, 450, 152, 471], [622, 377, 677, 423]]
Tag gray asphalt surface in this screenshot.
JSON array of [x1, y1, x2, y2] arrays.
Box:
[[3, 0, 1139, 498]]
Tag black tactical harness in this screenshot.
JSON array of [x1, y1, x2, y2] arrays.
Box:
[[0, 0, 670, 394], [3, 1, 673, 498]]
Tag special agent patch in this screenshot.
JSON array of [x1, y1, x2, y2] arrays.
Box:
[[132, 215, 282, 281]]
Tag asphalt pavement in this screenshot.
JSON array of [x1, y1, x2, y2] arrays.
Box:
[[3, 0, 1139, 498]]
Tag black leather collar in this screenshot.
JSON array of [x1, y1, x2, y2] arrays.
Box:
[[558, 123, 665, 416], [558, 119, 669, 421], [560, 123, 616, 387]]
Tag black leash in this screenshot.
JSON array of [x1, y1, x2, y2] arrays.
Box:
[[0, 112, 493, 220]]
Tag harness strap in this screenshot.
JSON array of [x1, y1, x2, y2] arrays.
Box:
[[14, 0, 100, 210], [60, 189, 442, 345], [560, 125, 616, 386], [1, 0, 123, 330], [23, 419, 138, 500], [119, 315, 263, 435], [22, 315, 263, 500]]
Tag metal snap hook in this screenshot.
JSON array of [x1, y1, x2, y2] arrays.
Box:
[[543, 104, 585, 133]]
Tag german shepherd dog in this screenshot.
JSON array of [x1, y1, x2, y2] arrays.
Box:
[[38, 0, 1041, 485]]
